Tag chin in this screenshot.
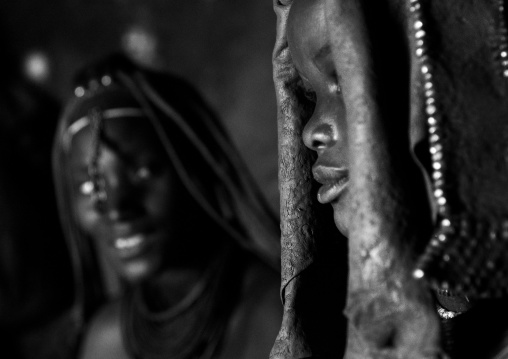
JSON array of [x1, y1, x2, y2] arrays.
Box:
[[332, 207, 350, 238], [119, 258, 159, 284]]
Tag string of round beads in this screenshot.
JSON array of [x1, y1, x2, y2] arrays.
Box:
[[409, 0, 452, 280], [497, 0, 508, 77], [74, 74, 113, 98]]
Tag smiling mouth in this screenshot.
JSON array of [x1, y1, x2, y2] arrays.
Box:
[[312, 166, 349, 204], [113, 234, 147, 258]]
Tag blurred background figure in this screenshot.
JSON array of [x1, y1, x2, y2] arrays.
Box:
[[0, 32, 75, 359], [53, 54, 282, 359], [0, 2, 281, 357], [0, 0, 279, 214]]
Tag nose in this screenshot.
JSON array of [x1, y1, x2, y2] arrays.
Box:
[[302, 103, 343, 154], [302, 118, 336, 153], [97, 169, 142, 222]]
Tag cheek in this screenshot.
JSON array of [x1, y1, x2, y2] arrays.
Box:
[[73, 195, 101, 236], [144, 176, 181, 221]]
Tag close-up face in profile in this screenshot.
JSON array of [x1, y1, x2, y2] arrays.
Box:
[[287, 0, 351, 237], [68, 114, 182, 284]]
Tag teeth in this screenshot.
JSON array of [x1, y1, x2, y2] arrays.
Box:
[[115, 235, 143, 250]]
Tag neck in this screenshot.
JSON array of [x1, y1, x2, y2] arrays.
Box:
[[140, 267, 204, 313]]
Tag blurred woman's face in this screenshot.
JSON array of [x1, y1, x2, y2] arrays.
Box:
[[68, 115, 183, 284]]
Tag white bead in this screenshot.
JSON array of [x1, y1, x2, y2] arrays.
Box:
[[413, 269, 425, 279], [432, 151, 443, 161], [428, 116, 437, 126], [432, 171, 442, 180], [426, 104, 437, 115], [430, 134, 440, 143]]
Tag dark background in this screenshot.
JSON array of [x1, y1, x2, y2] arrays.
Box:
[[0, 0, 279, 212]]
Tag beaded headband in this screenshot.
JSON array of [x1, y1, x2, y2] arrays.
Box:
[[62, 107, 145, 152]]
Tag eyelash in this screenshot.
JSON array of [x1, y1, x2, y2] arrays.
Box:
[[303, 87, 317, 103]]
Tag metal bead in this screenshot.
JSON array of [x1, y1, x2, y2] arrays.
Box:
[[438, 233, 447, 242], [437, 197, 447, 206], [430, 134, 440, 143], [432, 161, 442, 170], [442, 218, 451, 227], [416, 30, 426, 39], [425, 89, 435, 98], [432, 170, 442, 180], [430, 143, 442, 154], [428, 116, 437, 126], [432, 151, 443, 161], [414, 20, 423, 30], [434, 189, 444, 198], [423, 72, 433, 81], [416, 48, 424, 57], [426, 104, 437, 115], [413, 268, 425, 279], [438, 205, 448, 215], [434, 178, 445, 188]]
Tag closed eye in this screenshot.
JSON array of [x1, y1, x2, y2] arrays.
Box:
[[303, 87, 317, 103]]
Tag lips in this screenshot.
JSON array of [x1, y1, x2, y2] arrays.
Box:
[[312, 165, 349, 204], [113, 234, 149, 259], [108, 222, 154, 259]]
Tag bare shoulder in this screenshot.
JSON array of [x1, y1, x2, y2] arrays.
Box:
[[78, 300, 130, 359]]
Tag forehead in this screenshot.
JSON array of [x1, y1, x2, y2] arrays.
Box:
[[287, 0, 329, 68], [68, 116, 164, 165]]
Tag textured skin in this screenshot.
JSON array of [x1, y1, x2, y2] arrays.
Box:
[[324, 1, 440, 357], [272, 0, 508, 358], [271, 2, 347, 358]]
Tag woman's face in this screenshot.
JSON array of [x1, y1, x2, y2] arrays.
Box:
[[68, 115, 183, 284], [287, 0, 351, 237]]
